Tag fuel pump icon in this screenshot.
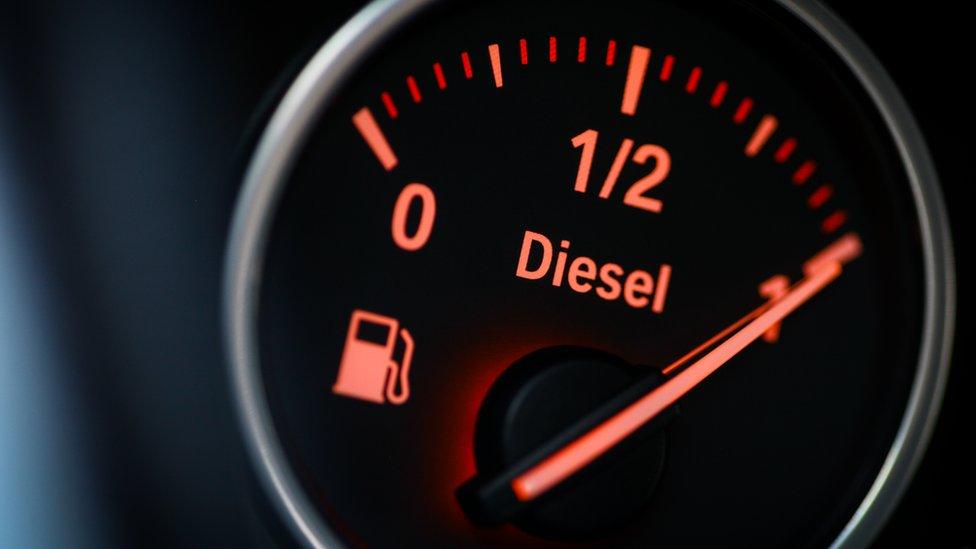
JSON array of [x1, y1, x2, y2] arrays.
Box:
[[333, 309, 414, 405]]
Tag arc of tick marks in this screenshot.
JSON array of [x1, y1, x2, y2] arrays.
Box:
[[510, 233, 862, 501]]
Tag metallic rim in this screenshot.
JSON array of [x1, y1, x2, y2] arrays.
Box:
[[223, 1, 955, 547]]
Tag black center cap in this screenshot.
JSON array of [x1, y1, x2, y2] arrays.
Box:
[[469, 346, 670, 539]]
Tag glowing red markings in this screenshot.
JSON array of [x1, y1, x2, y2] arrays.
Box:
[[606, 40, 617, 66], [733, 98, 753, 124], [433, 62, 447, 90], [660, 55, 675, 81], [572, 129, 598, 192], [515, 230, 672, 313], [333, 310, 414, 405], [821, 211, 848, 234], [621, 45, 651, 116], [685, 67, 702, 93], [762, 231, 861, 341], [808, 184, 834, 209], [624, 144, 670, 213], [804, 232, 861, 275], [775, 138, 797, 163], [745, 114, 778, 157], [392, 182, 436, 251], [363, 39, 848, 237], [380, 92, 398, 119], [758, 275, 790, 343], [572, 129, 670, 214], [710, 81, 728, 108], [406, 76, 422, 103], [488, 44, 504, 88], [793, 160, 817, 185], [511, 259, 845, 502], [659, 233, 860, 377], [352, 107, 398, 171]]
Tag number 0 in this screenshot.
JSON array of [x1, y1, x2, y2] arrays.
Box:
[[392, 183, 436, 251]]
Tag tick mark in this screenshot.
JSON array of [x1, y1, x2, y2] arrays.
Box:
[[808, 184, 834, 209], [745, 115, 778, 157], [621, 45, 651, 116], [380, 92, 398, 119], [793, 160, 817, 185], [406, 76, 422, 103], [774, 138, 797, 163], [660, 55, 674, 81], [606, 40, 617, 66], [733, 97, 753, 124], [821, 211, 848, 234], [352, 107, 398, 171], [685, 67, 702, 93], [433, 62, 447, 90], [710, 81, 728, 107], [488, 44, 504, 88]]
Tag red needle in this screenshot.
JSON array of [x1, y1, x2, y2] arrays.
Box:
[[510, 259, 845, 502]]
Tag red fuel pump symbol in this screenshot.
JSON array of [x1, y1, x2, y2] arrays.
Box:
[[332, 310, 414, 405]]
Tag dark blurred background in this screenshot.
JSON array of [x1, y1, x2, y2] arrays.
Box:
[[0, 1, 969, 547]]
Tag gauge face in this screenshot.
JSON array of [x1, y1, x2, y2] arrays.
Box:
[[227, 0, 953, 546]]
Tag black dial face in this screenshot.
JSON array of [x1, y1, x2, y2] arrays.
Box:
[[242, 0, 938, 546]]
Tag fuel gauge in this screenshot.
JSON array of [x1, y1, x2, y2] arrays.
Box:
[[224, 0, 954, 546]]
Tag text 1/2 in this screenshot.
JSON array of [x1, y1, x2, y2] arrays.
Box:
[[571, 129, 671, 214]]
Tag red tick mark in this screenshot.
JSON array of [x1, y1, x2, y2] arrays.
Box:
[[406, 76, 422, 103], [621, 45, 651, 116], [733, 97, 753, 124], [775, 138, 797, 163], [710, 81, 728, 107], [808, 184, 834, 209], [821, 211, 848, 234], [660, 55, 674, 81], [488, 44, 503, 88], [793, 160, 817, 185], [745, 115, 778, 157], [352, 107, 398, 171], [433, 63, 447, 90], [606, 40, 617, 66], [685, 67, 702, 93], [380, 92, 398, 119]]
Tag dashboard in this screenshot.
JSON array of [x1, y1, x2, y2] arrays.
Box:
[[0, 1, 970, 547]]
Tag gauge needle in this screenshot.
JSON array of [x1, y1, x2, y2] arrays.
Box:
[[510, 259, 844, 502]]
